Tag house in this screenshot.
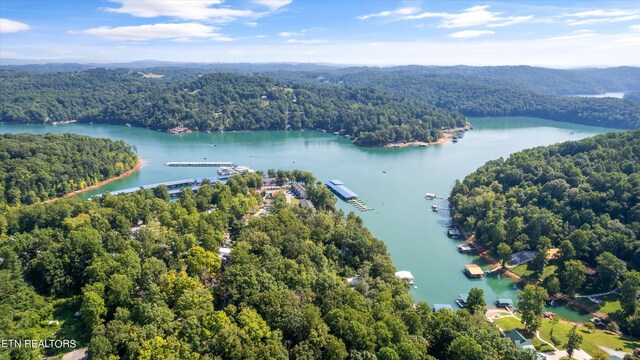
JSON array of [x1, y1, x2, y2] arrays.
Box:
[[508, 251, 537, 265], [291, 183, 308, 199], [505, 330, 535, 351], [299, 199, 315, 212]]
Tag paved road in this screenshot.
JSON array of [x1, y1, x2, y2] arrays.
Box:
[[61, 348, 87, 360]]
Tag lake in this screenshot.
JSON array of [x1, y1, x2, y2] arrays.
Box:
[[568, 92, 626, 99], [0, 117, 614, 309]]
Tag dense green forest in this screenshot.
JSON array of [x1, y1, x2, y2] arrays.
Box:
[[449, 130, 640, 336], [0, 69, 466, 146], [4, 63, 639, 95], [268, 70, 640, 130], [0, 171, 533, 360], [379, 66, 640, 95], [0, 133, 138, 204], [625, 91, 640, 104]]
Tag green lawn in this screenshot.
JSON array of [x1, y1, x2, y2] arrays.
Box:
[[510, 264, 557, 282], [512, 263, 534, 277], [600, 299, 622, 316], [539, 318, 639, 355], [494, 314, 640, 356], [494, 316, 525, 332], [575, 294, 623, 319]]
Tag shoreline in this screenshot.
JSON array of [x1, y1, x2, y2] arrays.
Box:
[[384, 126, 471, 148], [43, 157, 144, 203]]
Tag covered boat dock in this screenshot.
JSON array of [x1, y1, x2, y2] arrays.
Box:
[[464, 264, 484, 278], [325, 179, 358, 201]]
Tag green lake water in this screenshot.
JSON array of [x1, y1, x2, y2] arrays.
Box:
[[0, 117, 613, 311]]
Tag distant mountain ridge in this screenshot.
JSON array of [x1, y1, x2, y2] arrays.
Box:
[[2, 61, 639, 95]]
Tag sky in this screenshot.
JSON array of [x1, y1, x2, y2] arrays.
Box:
[[0, 0, 639, 67]]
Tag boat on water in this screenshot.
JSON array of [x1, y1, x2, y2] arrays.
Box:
[[452, 137, 459, 143], [425, 192, 436, 199], [431, 204, 439, 212], [217, 165, 255, 179]]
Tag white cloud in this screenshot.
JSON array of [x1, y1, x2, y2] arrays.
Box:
[[278, 31, 302, 37], [357, 7, 419, 20], [487, 15, 534, 28], [567, 9, 638, 18], [286, 39, 327, 44], [362, 5, 534, 29], [245, 22, 258, 27], [447, 30, 495, 39], [564, 8, 640, 26], [104, 0, 254, 21], [631, 24, 640, 31], [251, 0, 292, 10], [547, 29, 597, 41], [10, 32, 639, 67], [80, 23, 232, 41], [0, 18, 30, 33]]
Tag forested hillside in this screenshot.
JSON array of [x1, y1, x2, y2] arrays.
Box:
[[449, 130, 640, 335], [378, 66, 640, 95], [0, 171, 533, 360], [269, 70, 640, 130], [0, 133, 138, 204], [0, 69, 466, 146], [625, 91, 640, 104], [4, 63, 639, 95]]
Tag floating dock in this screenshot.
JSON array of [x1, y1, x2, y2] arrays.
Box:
[[347, 198, 374, 212], [165, 161, 234, 167]]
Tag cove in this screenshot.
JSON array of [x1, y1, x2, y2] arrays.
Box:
[[0, 117, 614, 309]]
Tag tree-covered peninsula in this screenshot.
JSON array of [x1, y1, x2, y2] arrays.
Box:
[[270, 70, 640, 130], [450, 130, 640, 337], [0, 171, 534, 360], [0, 133, 138, 204], [0, 69, 466, 147]]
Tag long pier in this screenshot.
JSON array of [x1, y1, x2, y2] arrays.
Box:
[[165, 161, 234, 167]]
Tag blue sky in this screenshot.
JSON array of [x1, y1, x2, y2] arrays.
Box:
[[1, 0, 639, 67]]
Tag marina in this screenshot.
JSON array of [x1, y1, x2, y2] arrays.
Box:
[[165, 161, 235, 167]]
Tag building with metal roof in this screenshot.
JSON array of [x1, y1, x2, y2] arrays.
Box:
[[326, 179, 358, 200], [141, 178, 196, 190], [505, 330, 534, 351]]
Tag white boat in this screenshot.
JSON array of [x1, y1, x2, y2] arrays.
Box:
[[425, 192, 436, 199], [431, 204, 439, 212]]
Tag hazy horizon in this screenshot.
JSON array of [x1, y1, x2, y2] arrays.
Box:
[[1, 0, 639, 67]]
